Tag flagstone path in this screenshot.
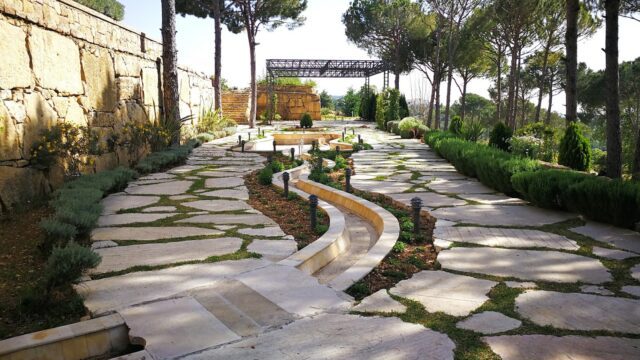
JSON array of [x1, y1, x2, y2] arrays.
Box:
[[57, 122, 640, 359], [73, 128, 455, 360], [345, 125, 640, 359]]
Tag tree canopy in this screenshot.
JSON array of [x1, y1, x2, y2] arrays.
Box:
[[76, 0, 124, 20]]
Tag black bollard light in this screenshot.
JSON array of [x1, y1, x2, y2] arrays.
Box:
[[267, 154, 273, 164], [311, 140, 316, 152], [241, 140, 246, 152], [336, 146, 340, 155], [309, 194, 318, 230], [273, 140, 277, 153], [238, 135, 242, 144], [352, 128, 356, 135], [359, 137, 364, 145], [283, 172, 290, 198], [342, 131, 345, 141], [411, 197, 423, 239], [358, 134, 362, 143], [290, 148, 295, 162], [345, 168, 352, 193], [248, 132, 251, 140]]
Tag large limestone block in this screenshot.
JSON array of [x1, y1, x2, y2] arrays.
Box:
[[23, 92, 58, 159], [64, 99, 87, 126], [114, 54, 143, 77], [29, 27, 83, 94], [142, 67, 160, 106], [0, 22, 33, 89], [0, 101, 21, 160], [81, 49, 117, 111]]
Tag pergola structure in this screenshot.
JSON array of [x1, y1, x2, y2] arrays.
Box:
[[265, 59, 391, 120]]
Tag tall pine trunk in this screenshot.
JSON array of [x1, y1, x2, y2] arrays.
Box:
[[535, 43, 551, 123], [506, 44, 518, 129], [427, 75, 436, 128], [161, 0, 180, 145], [435, 74, 441, 129], [546, 72, 554, 124], [461, 79, 468, 122], [565, 0, 579, 125], [633, 127, 640, 180], [496, 45, 503, 124], [605, 0, 622, 178], [213, 3, 223, 113], [248, 34, 257, 128], [514, 47, 522, 129], [444, 4, 454, 130]]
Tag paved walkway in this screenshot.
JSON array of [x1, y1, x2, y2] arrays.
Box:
[[76, 128, 455, 360], [72, 123, 640, 359], [347, 126, 640, 359]]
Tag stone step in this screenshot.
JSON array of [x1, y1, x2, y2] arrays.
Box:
[[313, 209, 377, 284], [188, 279, 296, 337]]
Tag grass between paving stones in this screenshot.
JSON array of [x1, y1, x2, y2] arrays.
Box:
[[245, 170, 329, 250], [450, 218, 640, 296]]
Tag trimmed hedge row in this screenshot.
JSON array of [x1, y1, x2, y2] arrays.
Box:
[[512, 170, 640, 229], [425, 131, 539, 196], [426, 130, 640, 229]]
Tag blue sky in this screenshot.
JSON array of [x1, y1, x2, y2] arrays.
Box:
[[119, 0, 640, 112]]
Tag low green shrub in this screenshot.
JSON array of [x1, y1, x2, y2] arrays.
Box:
[[270, 160, 285, 173], [559, 122, 591, 171], [39, 219, 78, 249], [591, 148, 607, 173], [511, 169, 588, 209], [352, 143, 373, 152], [564, 177, 640, 229], [512, 169, 640, 229], [427, 132, 539, 195], [398, 117, 425, 139], [392, 241, 407, 253], [45, 242, 101, 289], [489, 122, 513, 151], [449, 116, 463, 135], [258, 166, 274, 185], [135, 140, 200, 174], [300, 113, 313, 128], [387, 120, 401, 135], [333, 155, 348, 170]]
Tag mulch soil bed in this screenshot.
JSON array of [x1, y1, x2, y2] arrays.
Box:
[[245, 155, 329, 250], [0, 206, 85, 340]]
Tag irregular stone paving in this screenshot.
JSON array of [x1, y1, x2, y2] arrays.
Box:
[[438, 247, 611, 283], [516, 290, 640, 333], [434, 226, 579, 250], [431, 204, 574, 226], [484, 335, 640, 360], [352, 289, 407, 313], [347, 126, 640, 359], [184, 314, 456, 360], [73, 130, 461, 359], [570, 222, 640, 254], [91, 238, 243, 274], [390, 270, 497, 317], [456, 311, 522, 334]]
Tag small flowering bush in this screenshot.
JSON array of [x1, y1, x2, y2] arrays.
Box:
[[509, 135, 543, 159], [30, 123, 101, 177]]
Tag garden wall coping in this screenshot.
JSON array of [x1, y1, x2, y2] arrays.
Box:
[[294, 177, 400, 291], [273, 166, 350, 275], [0, 313, 128, 359]]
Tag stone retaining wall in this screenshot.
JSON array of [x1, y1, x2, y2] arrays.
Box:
[[256, 85, 321, 121], [0, 0, 216, 213]]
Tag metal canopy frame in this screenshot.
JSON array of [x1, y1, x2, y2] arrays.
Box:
[[265, 59, 391, 122]]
